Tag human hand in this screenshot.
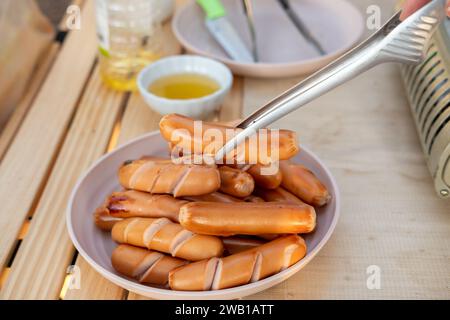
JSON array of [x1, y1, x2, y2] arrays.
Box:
[[400, 0, 450, 20]]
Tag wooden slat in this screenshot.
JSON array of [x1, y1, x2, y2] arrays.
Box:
[[63, 95, 155, 299], [64, 93, 161, 299], [0, 43, 60, 160], [0, 66, 126, 299], [117, 94, 164, 144], [127, 292, 154, 300], [0, 1, 97, 272], [0, 0, 88, 161], [160, 20, 183, 58], [218, 77, 244, 122], [62, 256, 124, 300]]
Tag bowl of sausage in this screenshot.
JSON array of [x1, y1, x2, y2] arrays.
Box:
[[67, 114, 340, 300]]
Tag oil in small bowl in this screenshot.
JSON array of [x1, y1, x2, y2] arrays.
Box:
[[148, 73, 220, 100]]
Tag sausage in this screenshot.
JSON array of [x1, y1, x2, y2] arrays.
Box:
[[226, 163, 252, 172], [169, 235, 307, 291], [279, 161, 331, 207], [111, 244, 186, 286], [94, 208, 123, 231], [141, 155, 216, 166], [253, 187, 305, 205], [118, 158, 220, 197], [218, 166, 254, 198], [159, 114, 299, 165], [179, 202, 316, 236], [242, 195, 265, 203], [94, 190, 187, 230], [222, 237, 265, 255], [247, 164, 282, 189], [257, 234, 281, 241], [111, 218, 224, 261], [183, 192, 243, 203]]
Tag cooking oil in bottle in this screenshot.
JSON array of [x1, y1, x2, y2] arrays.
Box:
[[95, 0, 163, 91], [148, 73, 220, 99]]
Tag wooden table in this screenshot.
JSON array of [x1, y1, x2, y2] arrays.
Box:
[[0, 0, 448, 300]]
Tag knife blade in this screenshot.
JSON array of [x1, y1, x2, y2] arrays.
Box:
[[197, 0, 255, 63]]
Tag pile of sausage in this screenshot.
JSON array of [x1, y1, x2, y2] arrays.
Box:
[[94, 114, 331, 291]]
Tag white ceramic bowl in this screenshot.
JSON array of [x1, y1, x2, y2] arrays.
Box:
[[137, 55, 233, 119], [67, 131, 340, 300]]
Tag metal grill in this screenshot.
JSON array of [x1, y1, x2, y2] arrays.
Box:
[[401, 19, 450, 198]]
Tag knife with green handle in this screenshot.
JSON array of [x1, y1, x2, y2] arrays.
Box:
[[197, 0, 255, 63]]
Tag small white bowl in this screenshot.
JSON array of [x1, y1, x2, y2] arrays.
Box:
[[137, 55, 233, 119]]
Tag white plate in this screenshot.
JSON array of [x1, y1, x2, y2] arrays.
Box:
[[66, 131, 340, 300], [172, 0, 364, 78]]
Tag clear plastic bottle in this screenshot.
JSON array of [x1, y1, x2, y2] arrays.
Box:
[[94, 0, 163, 91]]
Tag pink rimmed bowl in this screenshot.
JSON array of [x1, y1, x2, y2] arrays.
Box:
[[66, 131, 340, 300]]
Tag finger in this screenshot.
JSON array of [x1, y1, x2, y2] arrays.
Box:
[[400, 0, 431, 20]]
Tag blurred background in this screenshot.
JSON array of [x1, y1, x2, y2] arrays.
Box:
[[0, 0, 397, 129], [36, 0, 72, 26]]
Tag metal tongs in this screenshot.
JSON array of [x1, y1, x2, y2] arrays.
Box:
[[215, 0, 447, 161]]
